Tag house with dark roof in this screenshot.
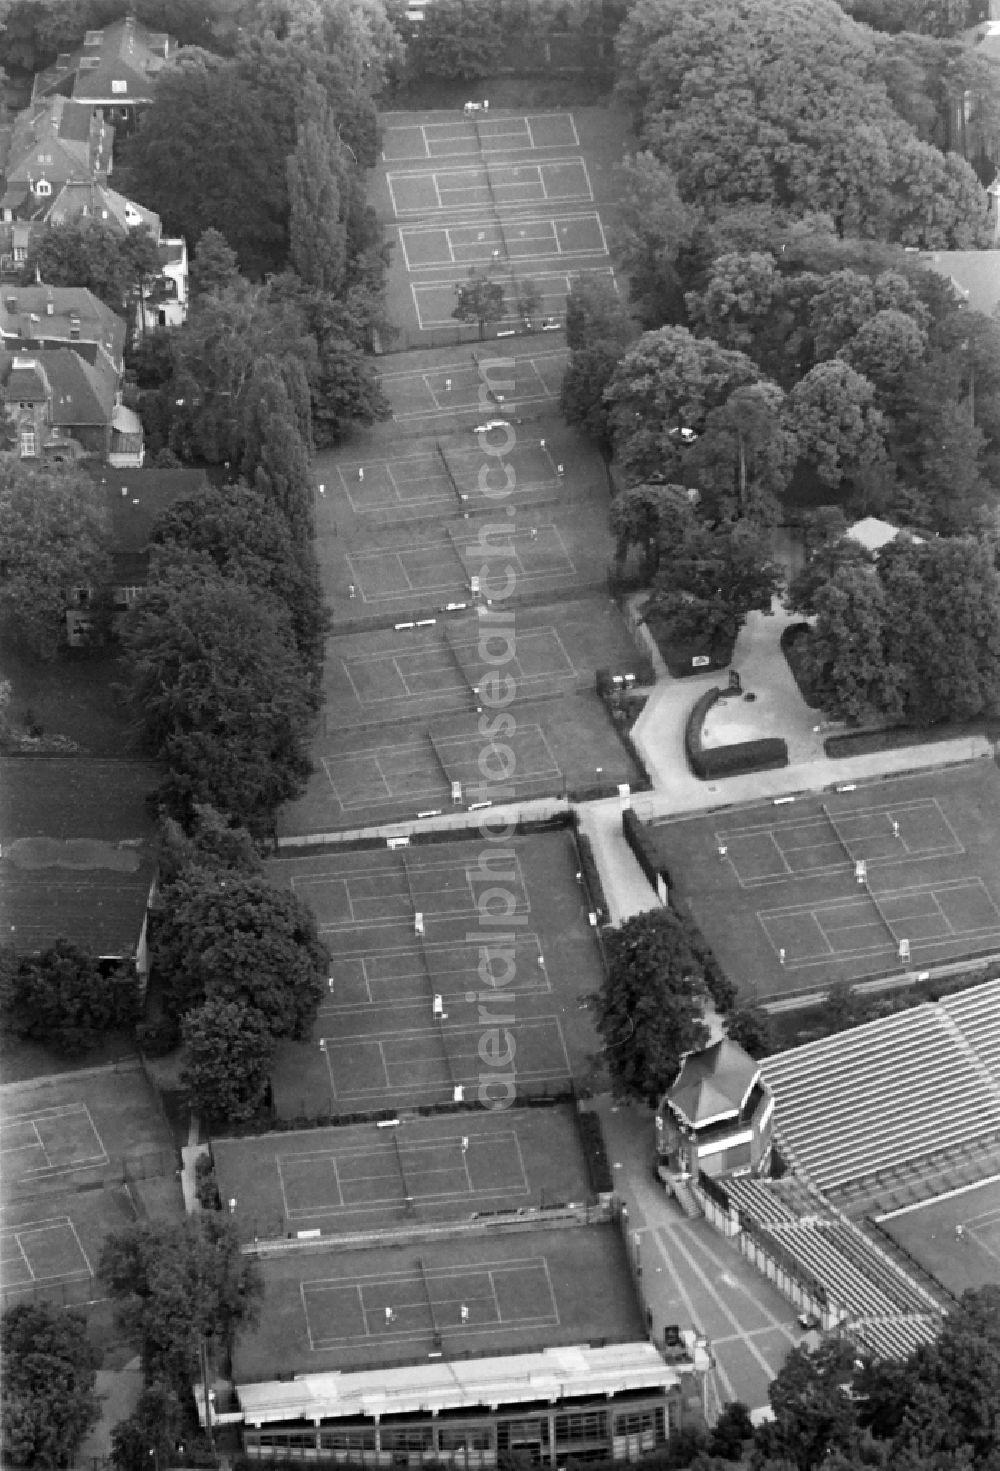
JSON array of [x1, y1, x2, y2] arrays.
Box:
[[30, 16, 175, 134], [0, 284, 125, 371], [101, 466, 210, 611], [0, 756, 159, 983], [656, 1039, 774, 1184], [0, 345, 143, 468], [43, 182, 188, 330]]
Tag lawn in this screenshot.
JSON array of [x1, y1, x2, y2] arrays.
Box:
[[878, 1177, 1000, 1299], [0, 635, 135, 756]]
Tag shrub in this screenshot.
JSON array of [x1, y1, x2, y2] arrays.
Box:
[[136, 1014, 181, 1057], [684, 688, 788, 778]]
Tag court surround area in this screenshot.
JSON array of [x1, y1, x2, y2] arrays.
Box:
[[265, 831, 606, 1119], [232, 1223, 643, 1379], [644, 764, 1000, 997]]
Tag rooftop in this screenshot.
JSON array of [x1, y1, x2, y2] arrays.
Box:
[[662, 1039, 761, 1128], [0, 757, 159, 958], [33, 16, 173, 107], [0, 347, 119, 426], [920, 250, 1000, 318], [0, 285, 125, 365], [237, 1342, 681, 1427]]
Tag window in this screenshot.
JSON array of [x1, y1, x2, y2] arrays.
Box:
[[554, 1411, 608, 1445], [613, 1412, 655, 1437], [13, 247, 26, 262], [319, 1428, 377, 1451], [113, 585, 143, 608], [111, 79, 127, 94], [380, 1427, 433, 1452], [34, 180, 51, 197], [438, 1427, 493, 1452], [19, 426, 36, 457]]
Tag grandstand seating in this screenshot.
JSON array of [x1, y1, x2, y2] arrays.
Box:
[[760, 979, 1000, 1193], [847, 1313, 940, 1362]]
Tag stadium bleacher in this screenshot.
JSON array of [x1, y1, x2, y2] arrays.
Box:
[[760, 978, 1000, 1194]]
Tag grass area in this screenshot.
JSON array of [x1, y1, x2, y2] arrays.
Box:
[[880, 1177, 1000, 1298], [0, 634, 136, 756], [265, 830, 606, 1119], [646, 764, 1000, 1000]]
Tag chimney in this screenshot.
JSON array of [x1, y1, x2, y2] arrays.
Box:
[[45, 290, 54, 316]]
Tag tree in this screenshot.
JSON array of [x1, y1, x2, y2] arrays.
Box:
[[594, 909, 715, 1105], [764, 1338, 863, 1471], [686, 382, 798, 522], [110, 1382, 184, 1471], [118, 571, 314, 831], [709, 1401, 755, 1459], [181, 997, 275, 1123], [157, 804, 263, 887], [565, 275, 635, 353], [686, 252, 783, 354], [784, 361, 887, 489], [809, 270, 930, 363], [151, 867, 328, 1038], [724, 1006, 775, 1059], [795, 562, 907, 724], [786, 533, 874, 616], [118, 51, 296, 278], [148, 480, 328, 681], [5, 940, 138, 1056], [98, 1216, 262, 1391], [0, 1302, 100, 1469], [188, 228, 241, 301], [613, 151, 701, 326], [605, 326, 761, 485], [0, 462, 111, 660], [611, 484, 690, 578], [408, 0, 503, 80], [287, 96, 348, 294], [650, 516, 784, 634], [453, 271, 506, 341], [560, 342, 625, 455], [24, 220, 162, 322]]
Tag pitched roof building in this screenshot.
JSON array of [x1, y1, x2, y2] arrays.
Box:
[[656, 1039, 774, 1185], [100, 466, 210, 605], [0, 96, 113, 208], [0, 756, 159, 977], [0, 284, 125, 372], [31, 16, 175, 128]]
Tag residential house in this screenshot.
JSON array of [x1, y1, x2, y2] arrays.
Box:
[[0, 97, 113, 269], [44, 181, 188, 329], [30, 15, 175, 134], [101, 465, 210, 615], [0, 756, 159, 987], [0, 284, 125, 369], [0, 284, 142, 472]]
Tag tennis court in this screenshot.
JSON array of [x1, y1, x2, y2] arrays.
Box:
[[233, 1224, 643, 1378], [213, 1105, 592, 1240], [381, 111, 580, 163], [399, 213, 608, 270], [878, 1176, 1000, 1298], [412, 268, 616, 331], [267, 831, 609, 1117], [379, 356, 567, 425], [0, 1215, 94, 1290], [388, 158, 593, 216], [643, 764, 1000, 998], [335, 452, 458, 513]]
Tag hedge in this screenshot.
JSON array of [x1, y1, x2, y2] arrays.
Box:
[[684, 686, 788, 779], [573, 824, 609, 922]]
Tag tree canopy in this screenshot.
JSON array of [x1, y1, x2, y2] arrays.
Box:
[[118, 569, 315, 831], [98, 1215, 262, 1392], [0, 1301, 100, 1469], [3, 939, 138, 1056], [594, 908, 733, 1104], [151, 866, 328, 1038], [0, 462, 111, 661], [180, 996, 275, 1123]]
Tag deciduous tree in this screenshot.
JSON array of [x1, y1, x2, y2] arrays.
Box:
[[119, 570, 314, 831], [794, 562, 907, 724], [287, 96, 348, 294], [151, 867, 328, 1038], [595, 909, 719, 1105], [0, 1302, 100, 1469], [4, 939, 138, 1056], [181, 997, 275, 1122], [784, 361, 887, 488], [0, 462, 111, 660], [24, 220, 162, 322], [98, 1216, 262, 1391], [407, 0, 503, 80], [453, 271, 505, 341]]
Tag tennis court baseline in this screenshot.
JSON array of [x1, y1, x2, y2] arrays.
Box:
[[381, 112, 579, 163], [399, 213, 608, 270], [387, 158, 593, 216]]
